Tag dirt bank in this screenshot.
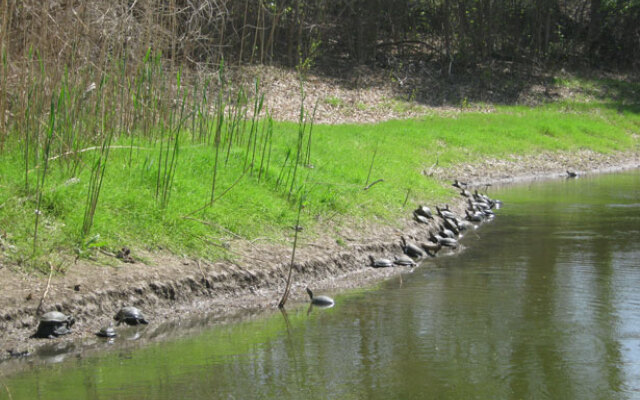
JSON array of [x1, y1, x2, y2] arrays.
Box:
[[1, 148, 638, 364]]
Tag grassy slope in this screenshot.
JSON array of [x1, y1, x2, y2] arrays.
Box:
[[1, 98, 639, 271]]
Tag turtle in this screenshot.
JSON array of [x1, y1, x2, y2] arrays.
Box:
[[401, 236, 425, 259], [452, 180, 468, 189], [414, 205, 433, 219], [436, 205, 457, 220], [465, 209, 484, 222], [413, 212, 431, 224], [420, 241, 441, 257], [441, 217, 460, 235], [306, 288, 335, 307], [96, 325, 117, 338], [457, 218, 472, 231], [114, 306, 149, 326], [394, 254, 416, 267], [369, 255, 394, 268], [430, 232, 459, 248], [439, 225, 456, 239], [33, 311, 75, 338], [566, 170, 578, 178]]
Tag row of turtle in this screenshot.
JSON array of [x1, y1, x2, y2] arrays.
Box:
[[368, 179, 501, 268], [32, 306, 149, 339]]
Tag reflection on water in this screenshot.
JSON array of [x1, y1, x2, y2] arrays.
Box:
[[2, 170, 639, 400]]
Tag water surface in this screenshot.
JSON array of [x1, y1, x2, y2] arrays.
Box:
[[2, 170, 639, 399]]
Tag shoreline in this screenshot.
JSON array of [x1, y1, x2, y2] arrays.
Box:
[[1, 150, 639, 366]]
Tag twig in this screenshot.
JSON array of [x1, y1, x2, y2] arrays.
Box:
[[403, 188, 411, 207], [195, 258, 209, 287], [0, 379, 13, 400], [363, 178, 384, 190], [36, 261, 54, 315], [278, 195, 305, 308], [182, 168, 248, 218], [48, 145, 151, 161]]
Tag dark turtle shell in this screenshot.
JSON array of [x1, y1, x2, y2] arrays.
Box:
[[414, 205, 433, 219], [401, 237, 425, 259], [114, 306, 149, 326], [33, 311, 74, 338]]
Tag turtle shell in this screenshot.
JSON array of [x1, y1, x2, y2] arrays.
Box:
[[96, 326, 117, 338], [41, 311, 70, 323], [371, 257, 393, 268], [394, 255, 416, 266], [114, 306, 149, 325]]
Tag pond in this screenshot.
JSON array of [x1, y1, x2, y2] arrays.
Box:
[[1, 170, 639, 399]]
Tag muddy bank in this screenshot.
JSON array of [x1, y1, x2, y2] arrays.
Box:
[[1, 150, 638, 364]]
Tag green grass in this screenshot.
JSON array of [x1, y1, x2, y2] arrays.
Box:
[[1, 89, 639, 272]]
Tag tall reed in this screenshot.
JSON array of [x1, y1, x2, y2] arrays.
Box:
[[32, 98, 56, 256], [81, 76, 113, 237]]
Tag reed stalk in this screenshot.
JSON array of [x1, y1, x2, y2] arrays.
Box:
[[32, 98, 56, 256]]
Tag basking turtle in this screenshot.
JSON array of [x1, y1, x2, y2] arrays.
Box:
[[33, 311, 75, 339], [306, 288, 335, 307], [414, 205, 433, 219], [465, 210, 484, 222], [430, 232, 459, 248], [441, 217, 460, 235], [436, 205, 457, 220], [452, 180, 468, 189], [413, 212, 431, 224], [394, 254, 417, 267], [401, 236, 425, 259], [369, 255, 394, 268], [114, 306, 149, 326], [420, 241, 441, 257], [439, 225, 456, 239], [96, 325, 117, 338]]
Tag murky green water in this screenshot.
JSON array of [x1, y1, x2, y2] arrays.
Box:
[[2, 170, 640, 400]]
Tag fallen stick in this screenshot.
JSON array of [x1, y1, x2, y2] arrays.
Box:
[[363, 178, 384, 190]]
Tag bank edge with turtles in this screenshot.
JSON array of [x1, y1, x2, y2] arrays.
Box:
[[0, 68, 639, 361]]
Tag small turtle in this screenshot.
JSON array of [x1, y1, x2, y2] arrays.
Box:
[[465, 210, 484, 222], [369, 255, 393, 268], [33, 311, 75, 339], [413, 212, 431, 224], [430, 233, 459, 248], [414, 205, 433, 219], [452, 180, 468, 189], [436, 205, 457, 220], [420, 241, 441, 257], [96, 325, 117, 338], [439, 225, 456, 239], [566, 170, 578, 178], [441, 217, 460, 235], [114, 306, 149, 326], [306, 288, 335, 307], [394, 254, 417, 267], [401, 236, 425, 259]]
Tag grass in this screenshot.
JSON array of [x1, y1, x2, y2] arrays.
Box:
[[0, 59, 639, 272]]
